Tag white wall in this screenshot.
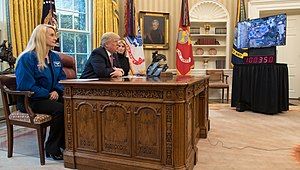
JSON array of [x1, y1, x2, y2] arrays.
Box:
[[0, 0, 8, 71], [248, 0, 300, 19], [0, 0, 7, 41]]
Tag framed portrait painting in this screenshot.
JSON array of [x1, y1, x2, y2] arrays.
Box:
[[139, 11, 169, 49]]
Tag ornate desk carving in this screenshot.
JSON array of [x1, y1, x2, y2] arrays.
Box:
[[60, 75, 209, 170]]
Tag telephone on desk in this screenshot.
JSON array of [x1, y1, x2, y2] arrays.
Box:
[[146, 51, 168, 77]]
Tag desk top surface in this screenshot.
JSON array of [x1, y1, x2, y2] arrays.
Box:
[[60, 75, 209, 86]]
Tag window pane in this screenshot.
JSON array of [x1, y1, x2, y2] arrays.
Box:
[[74, 0, 86, 13], [61, 0, 73, 10], [60, 12, 73, 29], [56, 0, 90, 77], [55, 1, 62, 9], [76, 34, 88, 53], [74, 13, 86, 30], [76, 54, 88, 74], [61, 32, 75, 53]]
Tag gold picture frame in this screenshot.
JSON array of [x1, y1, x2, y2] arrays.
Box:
[[139, 11, 169, 49]]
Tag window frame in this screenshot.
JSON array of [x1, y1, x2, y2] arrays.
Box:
[[55, 0, 92, 77]]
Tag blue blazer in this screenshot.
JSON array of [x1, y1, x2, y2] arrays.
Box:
[[16, 50, 66, 101], [80, 46, 120, 78]]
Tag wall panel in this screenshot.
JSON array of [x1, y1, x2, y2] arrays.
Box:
[[119, 0, 247, 69]]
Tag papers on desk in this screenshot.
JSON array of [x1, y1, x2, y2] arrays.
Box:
[[74, 78, 99, 81], [121, 75, 147, 82], [122, 75, 144, 78]]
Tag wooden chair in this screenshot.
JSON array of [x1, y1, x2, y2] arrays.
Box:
[[206, 70, 229, 103], [0, 75, 52, 165]]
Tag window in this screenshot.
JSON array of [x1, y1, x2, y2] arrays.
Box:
[[55, 0, 91, 76]]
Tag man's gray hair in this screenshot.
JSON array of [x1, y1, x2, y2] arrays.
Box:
[[100, 32, 120, 47], [152, 19, 159, 25]]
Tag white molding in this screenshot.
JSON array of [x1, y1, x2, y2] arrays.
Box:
[[189, 0, 229, 20], [249, 0, 300, 4], [248, 0, 300, 18]]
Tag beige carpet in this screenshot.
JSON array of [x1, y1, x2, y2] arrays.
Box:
[[194, 104, 300, 170], [0, 104, 300, 169]]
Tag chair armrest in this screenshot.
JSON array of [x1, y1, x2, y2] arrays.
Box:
[[3, 85, 37, 122], [223, 74, 229, 84], [3, 86, 34, 97]]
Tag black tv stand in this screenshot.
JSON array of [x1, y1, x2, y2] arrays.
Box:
[[243, 46, 276, 64]]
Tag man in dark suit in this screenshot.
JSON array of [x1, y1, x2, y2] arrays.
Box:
[[80, 32, 124, 78]]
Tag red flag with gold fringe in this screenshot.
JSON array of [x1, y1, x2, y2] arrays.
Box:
[[176, 0, 194, 75]]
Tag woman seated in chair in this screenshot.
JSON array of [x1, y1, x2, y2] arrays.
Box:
[[116, 40, 136, 76], [15, 24, 66, 160]]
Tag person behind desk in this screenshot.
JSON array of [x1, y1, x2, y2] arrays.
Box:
[[117, 40, 136, 76], [80, 32, 124, 78], [15, 24, 66, 160], [144, 19, 164, 44]]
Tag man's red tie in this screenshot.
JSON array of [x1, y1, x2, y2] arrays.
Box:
[[109, 55, 114, 67]]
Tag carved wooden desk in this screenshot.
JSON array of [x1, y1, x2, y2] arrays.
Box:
[[60, 75, 209, 170]]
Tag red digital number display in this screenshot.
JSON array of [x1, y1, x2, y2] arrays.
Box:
[[243, 56, 276, 64]]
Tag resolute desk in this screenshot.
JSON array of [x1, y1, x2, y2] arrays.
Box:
[[231, 63, 289, 114], [60, 75, 209, 170]]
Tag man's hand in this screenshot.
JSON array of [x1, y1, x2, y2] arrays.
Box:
[[49, 91, 59, 101], [110, 67, 124, 77]]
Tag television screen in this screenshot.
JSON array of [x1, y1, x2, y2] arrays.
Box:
[[237, 14, 287, 49]]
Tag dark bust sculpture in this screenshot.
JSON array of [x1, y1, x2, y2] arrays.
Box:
[[151, 50, 166, 62], [146, 51, 168, 76], [0, 40, 16, 74]]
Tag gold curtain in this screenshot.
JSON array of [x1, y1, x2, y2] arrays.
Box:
[[93, 0, 119, 49], [113, 0, 119, 34], [9, 0, 43, 57]]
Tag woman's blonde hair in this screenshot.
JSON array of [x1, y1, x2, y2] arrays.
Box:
[[17, 24, 56, 71], [118, 39, 127, 55]]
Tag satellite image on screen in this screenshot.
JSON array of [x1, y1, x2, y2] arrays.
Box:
[[237, 14, 287, 49]]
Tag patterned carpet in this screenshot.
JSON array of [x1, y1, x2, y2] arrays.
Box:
[[213, 103, 300, 166], [0, 123, 37, 156], [0, 102, 300, 169], [194, 103, 300, 170]]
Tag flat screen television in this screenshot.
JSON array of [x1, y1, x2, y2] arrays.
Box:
[[237, 14, 287, 49]]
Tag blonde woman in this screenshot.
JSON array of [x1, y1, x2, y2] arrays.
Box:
[[116, 40, 136, 76], [15, 24, 66, 160]]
